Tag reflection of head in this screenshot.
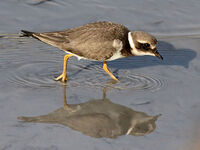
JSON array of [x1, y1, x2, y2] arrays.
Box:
[[126, 114, 161, 136]]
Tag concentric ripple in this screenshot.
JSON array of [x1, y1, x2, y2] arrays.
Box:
[[65, 65, 164, 91], [8, 61, 60, 88], [105, 73, 164, 92], [7, 60, 164, 92]]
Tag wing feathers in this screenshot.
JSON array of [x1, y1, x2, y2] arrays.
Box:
[[21, 22, 130, 60]]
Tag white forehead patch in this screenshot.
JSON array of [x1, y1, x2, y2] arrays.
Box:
[[137, 39, 148, 43]]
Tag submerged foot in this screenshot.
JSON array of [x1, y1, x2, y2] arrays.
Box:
[[54, 74, 68, 82]]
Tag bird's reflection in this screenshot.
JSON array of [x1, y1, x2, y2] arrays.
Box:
[[18, 82, 161, 138]]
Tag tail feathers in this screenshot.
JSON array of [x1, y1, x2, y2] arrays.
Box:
[[20, 30, 34, 37], [18, 116, 38, 122]]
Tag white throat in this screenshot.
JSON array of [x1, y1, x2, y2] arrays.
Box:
[[128, 32, 155, 56]]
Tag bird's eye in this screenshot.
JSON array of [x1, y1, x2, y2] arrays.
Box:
[[144, 43, 150, 48]]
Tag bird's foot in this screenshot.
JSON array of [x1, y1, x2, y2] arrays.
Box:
[[54, 74, 68, 82], [111, 76, 119, 81]]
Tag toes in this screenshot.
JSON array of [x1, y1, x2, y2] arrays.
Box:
[[54, 74, 62, 81], [113, 77, 119, 81], [54, 76, 62, 81], [54, 74, 68, 82], [61, 77, 68, 83]]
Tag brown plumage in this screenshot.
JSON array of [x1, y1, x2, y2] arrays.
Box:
[[21, 21, 132, 61], [21, 21, 162, 82]]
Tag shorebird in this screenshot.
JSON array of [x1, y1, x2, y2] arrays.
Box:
[[20, 21, 163, 82]]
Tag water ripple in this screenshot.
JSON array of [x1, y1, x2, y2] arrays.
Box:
[[7, 61, 59, 88], [7, 60, 163, 91], [106, 73, 163, 92], [66, 67, 163, 92]]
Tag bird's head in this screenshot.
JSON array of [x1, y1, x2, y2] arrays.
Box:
[[128, 31, 163, 60]]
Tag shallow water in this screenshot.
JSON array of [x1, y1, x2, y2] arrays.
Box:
[[0, 0, 200, 150]]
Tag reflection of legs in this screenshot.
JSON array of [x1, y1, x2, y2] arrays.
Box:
[[103, 61, 119, 81], [62, 84, 80, 111], [62, 85, 72, 111], [55, 54, 73, 82], [102, 79, 118, 101]]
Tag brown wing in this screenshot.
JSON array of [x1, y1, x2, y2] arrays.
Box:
[[32, 31, 70, 48], [32, 22, 130, 61]]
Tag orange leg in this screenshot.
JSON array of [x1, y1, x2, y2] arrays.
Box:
[[103, 61, 119, 81], [55, 54, 73, 82]]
